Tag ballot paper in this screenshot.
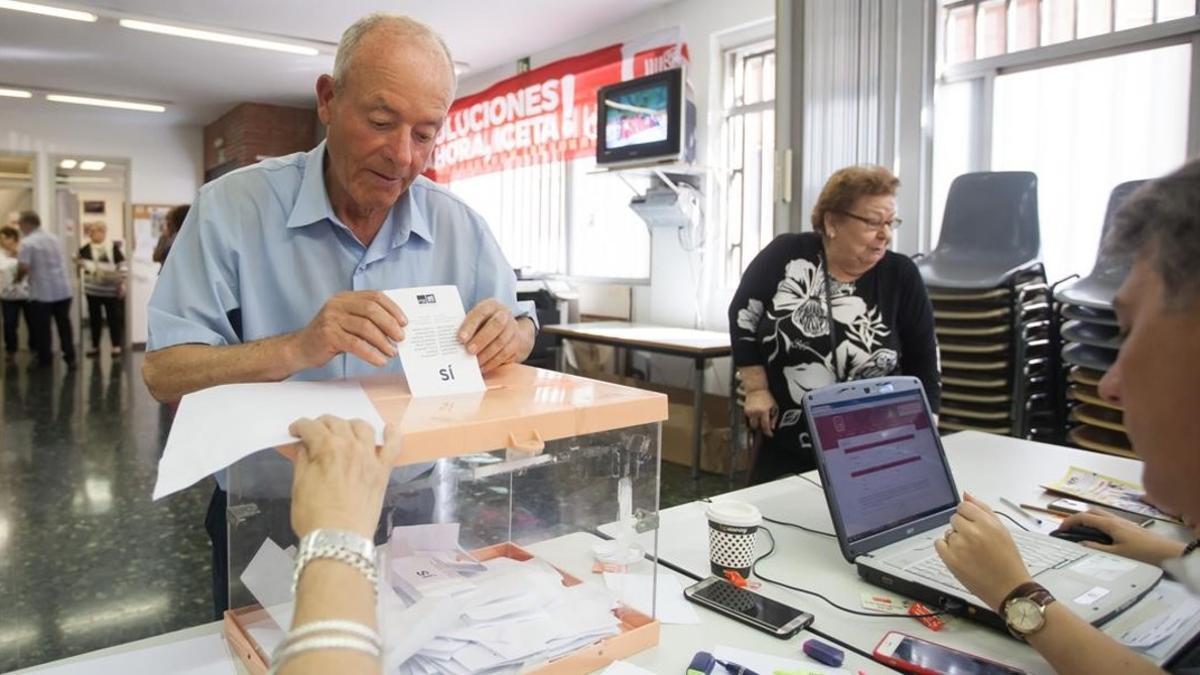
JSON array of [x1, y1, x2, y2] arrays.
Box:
[[152, 380, 384, 499], [387, 526, 624, 674], [385, 285, 485, 397]]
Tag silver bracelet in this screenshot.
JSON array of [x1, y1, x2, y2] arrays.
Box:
[[292, 529, 378, 596], [283, 619, 381, 650], [267, 635, 380, 674]]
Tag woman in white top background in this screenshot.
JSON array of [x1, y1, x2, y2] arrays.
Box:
[[76, 221, 126, 358]]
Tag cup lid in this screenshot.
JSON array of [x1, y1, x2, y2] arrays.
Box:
[[706, 500, 762, 528]]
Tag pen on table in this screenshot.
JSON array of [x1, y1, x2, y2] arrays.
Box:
[[1019, 502, 1067, 517], [1000, 497, 1044, 527], [718, 660, 761, 675]]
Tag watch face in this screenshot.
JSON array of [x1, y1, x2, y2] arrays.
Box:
[[1007, 597, 1045, 633]]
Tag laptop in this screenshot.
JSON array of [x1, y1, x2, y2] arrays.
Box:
[[802, 376, 1162, 631]]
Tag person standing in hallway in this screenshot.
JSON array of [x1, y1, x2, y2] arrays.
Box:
[[77, 221, 126, 358], [151, 203, 189, 270], [15, 211, 77, 369], [0, 226, 32, 363]]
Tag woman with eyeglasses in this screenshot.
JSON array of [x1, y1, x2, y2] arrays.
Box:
[[728, 165, 941, 484]]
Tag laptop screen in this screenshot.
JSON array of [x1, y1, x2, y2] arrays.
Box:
[[809, 389, 957, 543]]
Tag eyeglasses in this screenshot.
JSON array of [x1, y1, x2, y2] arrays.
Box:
[[836, 210, 902, 231]]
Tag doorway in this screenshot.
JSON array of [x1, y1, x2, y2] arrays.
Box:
[[51, 155, 131, 361]]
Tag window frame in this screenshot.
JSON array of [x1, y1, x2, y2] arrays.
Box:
[[719, 36, 778, 287]]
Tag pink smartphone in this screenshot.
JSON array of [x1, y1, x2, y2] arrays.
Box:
[[873, 632, 1026, 675]]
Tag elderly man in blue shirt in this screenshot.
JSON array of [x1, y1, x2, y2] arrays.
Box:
[[144, 14, 536, 618]]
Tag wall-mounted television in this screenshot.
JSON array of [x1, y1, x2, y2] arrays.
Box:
[[596, 67, 695, 168]]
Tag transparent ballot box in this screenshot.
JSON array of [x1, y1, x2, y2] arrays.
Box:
[[221, 365, 667, 674]]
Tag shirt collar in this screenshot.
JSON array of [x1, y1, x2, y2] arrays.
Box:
[[285, 140, 435, 248], [285, 141, 334, 231]]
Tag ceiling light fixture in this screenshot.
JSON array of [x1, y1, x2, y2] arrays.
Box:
[[46, 93, 166, 113], [0, 87, 33, 99], [0, 0, 97, 22], [78, 160, 106, 171], [119, 18, 320, 56], [58, 159, 77, 169]]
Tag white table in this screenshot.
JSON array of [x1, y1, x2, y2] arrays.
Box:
[[542, 322, 733, 479], [15, 532, 887, 674], [603, 431, 1195, 675]]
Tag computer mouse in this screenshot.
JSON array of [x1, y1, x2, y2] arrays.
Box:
[[1050, 525, 1114, 546]]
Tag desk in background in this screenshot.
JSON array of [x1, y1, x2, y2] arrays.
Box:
[[603, 431, 1199, 675], [541, 322, 733, 480]]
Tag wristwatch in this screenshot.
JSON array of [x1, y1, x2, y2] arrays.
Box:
[[292, 529, 378, 595], [1001, 581, 1056, 640]]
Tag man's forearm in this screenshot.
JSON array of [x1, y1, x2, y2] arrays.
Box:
[[516, 316, 537, 361], [1027, 603, 1162, 675], [142, 333, 303, 402]]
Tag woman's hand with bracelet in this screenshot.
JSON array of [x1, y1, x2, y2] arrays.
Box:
[[288, 416, 403, 540]]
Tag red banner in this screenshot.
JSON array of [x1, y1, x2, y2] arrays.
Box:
[[429, 30, 689, 183]]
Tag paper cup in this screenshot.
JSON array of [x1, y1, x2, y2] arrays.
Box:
[[706, 500, 762, 578]]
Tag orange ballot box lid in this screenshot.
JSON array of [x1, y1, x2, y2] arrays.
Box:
[[356, 364, 668, 464]]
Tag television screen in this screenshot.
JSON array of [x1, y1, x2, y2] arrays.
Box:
[[604, 82, 671, 149], [595, 67, 692, 167]]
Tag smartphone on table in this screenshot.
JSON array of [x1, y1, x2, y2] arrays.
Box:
[[683, 576, 814, 639], [873, 631, 1026, 674]]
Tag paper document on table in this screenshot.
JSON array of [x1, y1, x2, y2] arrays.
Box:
[[602, 572, 700, 624], [152, 380, 384, 499], [385, 285, 484, 397], [1041, 466, 1181, 523], [1105, 580, 1200, 658]]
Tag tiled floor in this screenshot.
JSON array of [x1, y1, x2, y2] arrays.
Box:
[[0, 350, 738, 671]]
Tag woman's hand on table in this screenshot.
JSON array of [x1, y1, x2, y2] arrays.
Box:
[[935, 493, 1033, 611], [1059, 510, 1186, 566], [743, 388, 778, 438], [288, 416, 402, 540]]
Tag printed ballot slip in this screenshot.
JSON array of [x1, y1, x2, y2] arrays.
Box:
[[385, 285, 487, 397]]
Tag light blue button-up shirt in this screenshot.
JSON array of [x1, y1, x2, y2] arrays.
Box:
[[149, 140, 530, 381], [149, 141, 532, 493], [18, 228, 73, 303]]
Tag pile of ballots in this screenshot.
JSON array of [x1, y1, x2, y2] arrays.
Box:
[[384, 525, 623, 674]]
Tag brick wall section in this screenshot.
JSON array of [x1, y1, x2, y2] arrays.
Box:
[[203, 102, 320, 173]]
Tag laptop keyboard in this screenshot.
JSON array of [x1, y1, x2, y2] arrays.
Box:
[[893, 529, 1089, 595]]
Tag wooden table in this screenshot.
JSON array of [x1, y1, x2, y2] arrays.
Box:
[[541, 322, 733, 479]]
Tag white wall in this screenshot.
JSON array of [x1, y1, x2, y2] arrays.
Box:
[[0, 100, 202, 345], [460, 0, 774, 393]]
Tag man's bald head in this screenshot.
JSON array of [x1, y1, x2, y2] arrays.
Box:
[[332, 13, 456, 96]]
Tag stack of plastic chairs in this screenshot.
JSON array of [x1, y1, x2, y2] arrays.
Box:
[[917, 172, 1060, 439], [1054, 180, 1145, 458]]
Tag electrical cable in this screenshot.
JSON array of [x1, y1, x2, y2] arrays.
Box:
[[996, 511, 1031, 532], [762, 515, 836, 539], [750, 526, 957, 619]]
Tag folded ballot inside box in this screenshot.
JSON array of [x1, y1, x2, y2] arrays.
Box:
[[225, 535, 659, 675]]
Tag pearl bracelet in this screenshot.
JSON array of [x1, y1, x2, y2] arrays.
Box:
[[267, 634, 380, 674]]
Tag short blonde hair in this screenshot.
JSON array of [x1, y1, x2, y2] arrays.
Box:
[[333, 13, 456, 92], [811, 165, 900, 236]]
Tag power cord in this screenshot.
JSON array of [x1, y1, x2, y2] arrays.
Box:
[[751, 526, 957, 619], [762, 515, 836, 539], [996, 511, 1031, 532]]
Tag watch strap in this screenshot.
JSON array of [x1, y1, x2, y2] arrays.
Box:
[[292, 529, 378, 596], [1001, 581, 1056, 640]]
